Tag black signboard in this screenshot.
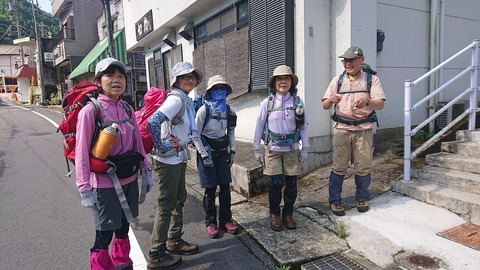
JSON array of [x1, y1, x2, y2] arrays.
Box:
[[135, 10, 153, 41]]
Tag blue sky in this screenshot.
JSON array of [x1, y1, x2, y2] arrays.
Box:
[[37, 0, 52, 14]]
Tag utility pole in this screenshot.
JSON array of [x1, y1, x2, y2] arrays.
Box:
[[11, 0, 25, 65], [102, 0, 115, 58], [32, 0, 45, 101]]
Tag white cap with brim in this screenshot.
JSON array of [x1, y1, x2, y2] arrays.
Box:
[[95, 58, 127, 79], [170, 61, 203, 88]]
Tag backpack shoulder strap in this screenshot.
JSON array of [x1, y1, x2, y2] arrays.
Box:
[[167, 92, 186, 117], [294, 95, 300, 107], [201, 101, 211, 129], [366, 72, 372, 94], [120, 100, 133, 117], [85, 97, 104, 151], [267, 95, 274, 114], [337, 71, 346, 94], [337, 70, 370, 95]]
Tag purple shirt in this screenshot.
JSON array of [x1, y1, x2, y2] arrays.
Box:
[[253, 92, 309, 152]]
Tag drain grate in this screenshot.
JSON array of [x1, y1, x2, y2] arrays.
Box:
[[438, 223, 480, 251], [302, 253, 365, 270]]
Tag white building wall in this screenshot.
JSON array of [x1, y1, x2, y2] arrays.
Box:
[[125, 0, 480, 144], [0, 55, 19, 76], [375, 0, 480, 134], [17, 78, 30, 103]]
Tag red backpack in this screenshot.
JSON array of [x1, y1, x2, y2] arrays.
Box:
[[58, 81, 131, 176], [135, 87, 184, 154]]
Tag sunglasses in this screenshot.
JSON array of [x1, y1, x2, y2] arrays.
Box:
[[179, 74, 197, 81], [341, 56, 362, 64]]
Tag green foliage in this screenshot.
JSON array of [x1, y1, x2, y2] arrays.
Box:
[[50, 97, 61, 105], [0, 0, 59, 45], [276, 266, 291, 270], [338, 222, 348, 239], [413, 130, 435, 141]]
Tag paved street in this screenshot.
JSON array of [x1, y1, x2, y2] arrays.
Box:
[[0, 96, 274, 270]]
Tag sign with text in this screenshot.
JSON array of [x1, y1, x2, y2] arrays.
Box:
[[44, 52, 54, 63], [135, 10, 153, 41]]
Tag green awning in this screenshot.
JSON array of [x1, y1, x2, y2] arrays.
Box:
[[69, 28, 127, 79]]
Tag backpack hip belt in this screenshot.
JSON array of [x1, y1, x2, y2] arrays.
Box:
[[266, 130, 300, 152], [331, 111, 378, 126]]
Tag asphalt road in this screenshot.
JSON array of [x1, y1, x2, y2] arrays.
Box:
[[0, 98, 273, 270]]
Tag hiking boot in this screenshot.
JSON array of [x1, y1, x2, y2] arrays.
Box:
[[206, 224, 219, 238], [147, 250, 182, 270], [166, 237, 198, 255], [220, 222, 238, 234], [331, 203, 345, 216], [282, 215, 297, 230], [356, 201, 369, 213], [270, 214, 282, 231]]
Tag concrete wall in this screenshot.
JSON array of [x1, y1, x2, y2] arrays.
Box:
[[69, 1, 103, 57], [125, 0, 480, 175]]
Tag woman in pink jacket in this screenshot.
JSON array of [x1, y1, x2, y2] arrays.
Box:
[[75, 58, 153, 270]]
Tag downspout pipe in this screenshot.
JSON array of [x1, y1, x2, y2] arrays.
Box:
[[428, 0, 439, 132], [438, 0, 446, 101]]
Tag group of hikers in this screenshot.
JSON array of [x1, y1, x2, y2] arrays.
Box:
[[74, 46, 386, 270]]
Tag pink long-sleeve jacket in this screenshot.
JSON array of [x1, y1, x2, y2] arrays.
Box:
[[75, 93, 149, 193]]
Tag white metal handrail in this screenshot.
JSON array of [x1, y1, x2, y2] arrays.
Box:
[[404, 39, 480, 180]]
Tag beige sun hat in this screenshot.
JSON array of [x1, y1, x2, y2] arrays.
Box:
[[268, 65, 299, 91], [206, 75, 232, 95], [170, 61, 203, 88]]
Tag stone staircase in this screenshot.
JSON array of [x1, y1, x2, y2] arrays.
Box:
[[391, 129, 480, 225]]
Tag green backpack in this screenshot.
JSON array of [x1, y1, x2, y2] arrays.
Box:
[[331, 64, 379, 126]]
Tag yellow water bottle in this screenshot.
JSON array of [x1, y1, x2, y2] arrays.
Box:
[[91, 123, 119, 159]]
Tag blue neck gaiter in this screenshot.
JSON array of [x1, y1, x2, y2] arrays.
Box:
[[206, 89, 227, 113]]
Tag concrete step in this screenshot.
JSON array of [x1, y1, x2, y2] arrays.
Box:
[[426, 152, 480, 174], [441, 141, 480, 157], [390, 180, 480, 225], [411, 165, 480, 194], [456, 129, 480, 142]]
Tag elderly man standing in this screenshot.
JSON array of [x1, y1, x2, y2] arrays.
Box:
[[322, 47, 386, 216]]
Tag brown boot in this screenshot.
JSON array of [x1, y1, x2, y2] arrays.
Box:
[[147, 248, 182, 270], [166, 237, 198, 255], [282, 215, 297, 230], [270, 214, 282, 231]]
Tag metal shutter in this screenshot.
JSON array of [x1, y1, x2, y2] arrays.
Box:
[[250, 0, 292, 91]]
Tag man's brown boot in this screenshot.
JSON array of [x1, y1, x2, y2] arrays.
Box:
[[282, 215, 297, 230], [147, 247, 182, 270], [166, 237, 198, 255], [270, 214, 282, 231]]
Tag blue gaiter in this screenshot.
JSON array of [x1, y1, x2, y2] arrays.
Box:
[[206, 89, 227, 113]]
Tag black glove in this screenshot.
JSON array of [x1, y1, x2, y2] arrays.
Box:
[[227, 151, 235, 168], [203, 156, 214, 168]]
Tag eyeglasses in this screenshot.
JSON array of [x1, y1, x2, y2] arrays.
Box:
[[179, 74, 197, 81], [341, 56, 362, 64]]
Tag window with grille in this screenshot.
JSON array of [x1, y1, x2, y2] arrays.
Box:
[[195, 0, 249, 44]]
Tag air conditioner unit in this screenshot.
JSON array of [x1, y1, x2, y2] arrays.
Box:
[[436, 101, 466, 130]]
